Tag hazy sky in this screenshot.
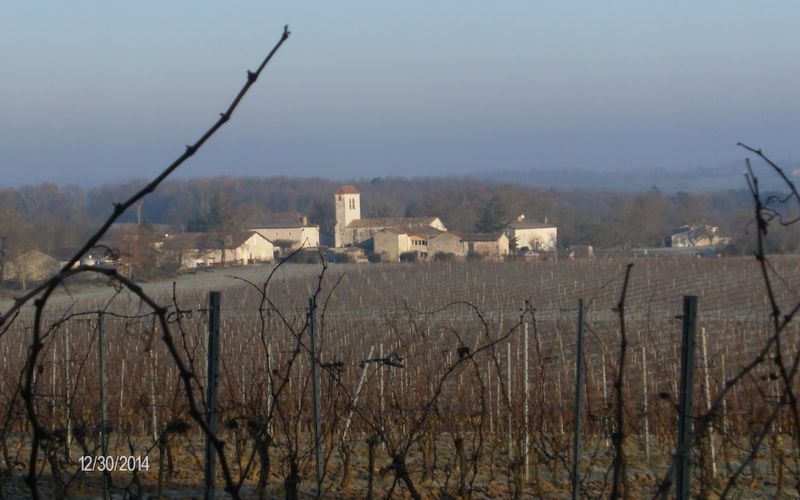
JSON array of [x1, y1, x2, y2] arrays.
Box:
[[2, 2, 799, 185]]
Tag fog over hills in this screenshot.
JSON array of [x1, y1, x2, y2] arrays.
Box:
[[6, 158, 800, 193], [468, 160, 800, 193]]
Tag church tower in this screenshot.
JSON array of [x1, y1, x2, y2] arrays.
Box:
[[334, 185, 361, 247]]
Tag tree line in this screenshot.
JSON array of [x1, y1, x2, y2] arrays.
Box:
[[0, 176, 796, 274]]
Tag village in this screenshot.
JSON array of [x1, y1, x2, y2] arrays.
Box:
[[0, 185, 733, 289]]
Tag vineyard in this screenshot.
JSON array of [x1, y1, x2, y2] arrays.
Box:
[[2, 24, 799, 499], [2, 256, 799, 498]]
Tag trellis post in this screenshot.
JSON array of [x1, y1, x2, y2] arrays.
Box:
[[204, 291, 221, 500], [676, 295, 698, 500], [309, 297, 323, 497], [98, 312, 109, 499], [571, 299, 585, 500]]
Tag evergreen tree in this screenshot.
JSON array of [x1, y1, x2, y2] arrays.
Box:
[[475, 195, 509, 233]]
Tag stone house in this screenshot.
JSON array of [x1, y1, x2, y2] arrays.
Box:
[[345, 217, 445, 248], [373, 228, 406, 261], [461, 233, 510, 259], [428, 232, 466, 258], [160, 231, 274, 269], [374, 226, 445, 262], [670, 224, 730, 248]]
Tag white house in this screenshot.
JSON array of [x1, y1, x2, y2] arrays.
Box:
[[251, 224, 319, 251], [507, 215, 557, 252], [251, 213, 319, 251]]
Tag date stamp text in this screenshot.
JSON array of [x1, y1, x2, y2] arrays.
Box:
[[79, 455, 150, 472]]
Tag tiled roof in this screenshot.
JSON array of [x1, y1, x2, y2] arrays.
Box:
[[461, 232, 505, 242], [431, 231, 462, 239], [252, 223, 318, 229], [161, 231, 267, 250], [508, 220, 556, 230], [670, 224, 717, 235], [347, 217, 438, 229], [382, 225, 444, 238], [336, 185, 360, 195]]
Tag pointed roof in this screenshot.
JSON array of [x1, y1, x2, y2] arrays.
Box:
[[336, 185, 360, 195]]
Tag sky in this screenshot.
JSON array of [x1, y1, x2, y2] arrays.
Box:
[[1, 2, 799, 186]]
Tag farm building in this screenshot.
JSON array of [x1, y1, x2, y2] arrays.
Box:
[[376, 229, 513, 262], [506, 215, 557, 252], [669, 224, 730, 248], [428, 232, 466, 259], [160, 231, 274, 269], [373, 228, 408, 262], [251, 214, 320, 252], [373, 226, 446, 261], [334, 186, 446, 248], [461, 233, 510, 259]]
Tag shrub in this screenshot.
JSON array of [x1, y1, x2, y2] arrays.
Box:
[[466, 251, 484, 262], [272, 239, 296, 253], [284, 249, 320, 264], [434, 252, 455, 262], [399, 252, 418, 263], [334, 252, 355, 264]]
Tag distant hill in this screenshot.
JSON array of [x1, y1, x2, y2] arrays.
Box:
[[469, 160, 800, 193]]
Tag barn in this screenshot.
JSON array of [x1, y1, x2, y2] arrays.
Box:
[[461, 233, 510, 259]]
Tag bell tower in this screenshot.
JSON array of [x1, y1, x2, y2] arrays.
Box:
[[334, 185, 360, 247]]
